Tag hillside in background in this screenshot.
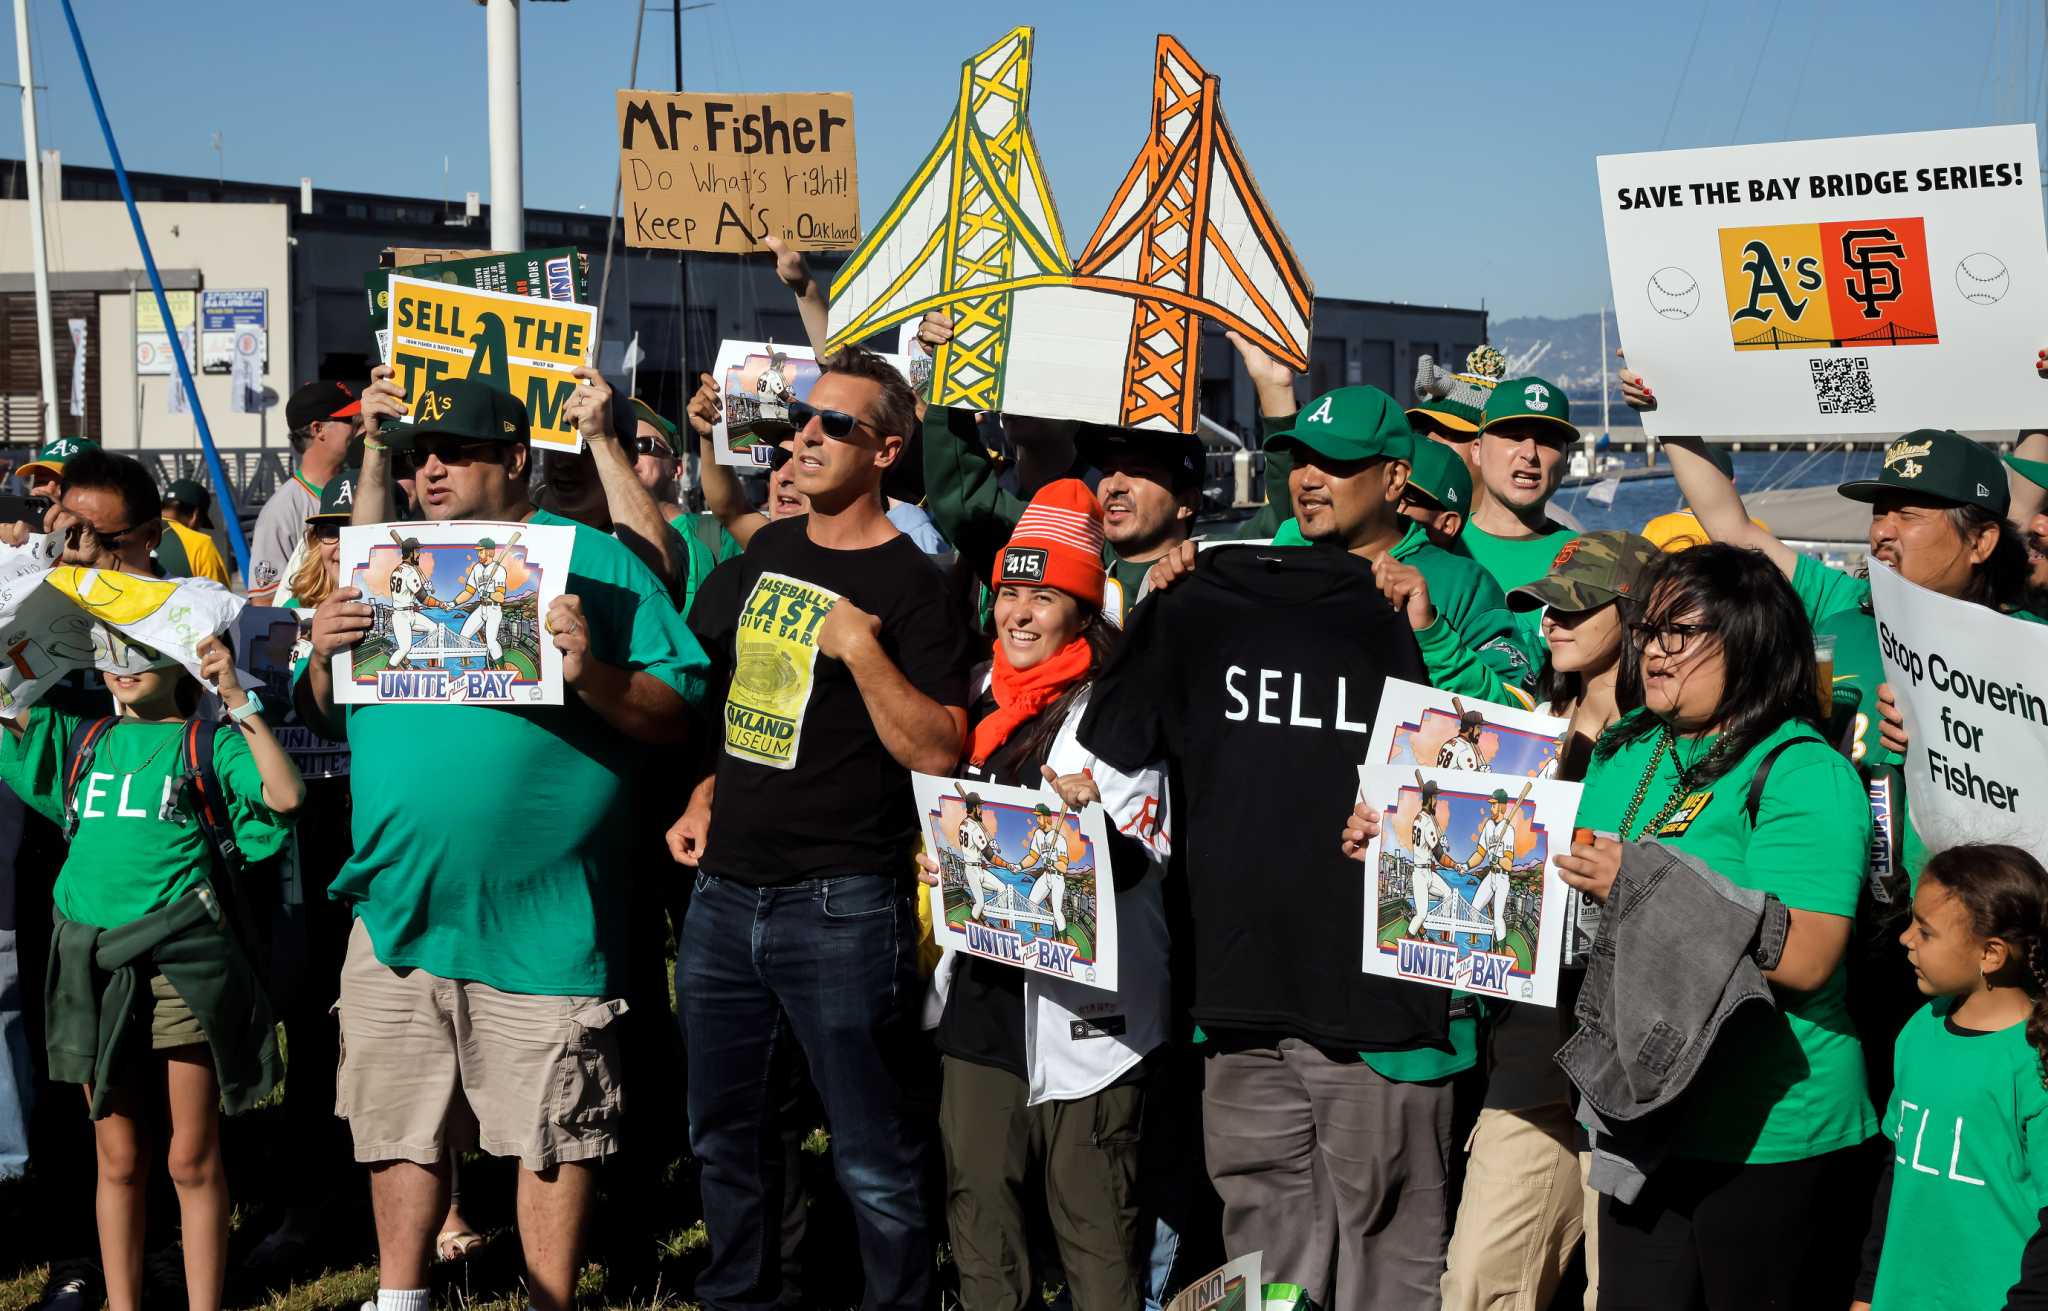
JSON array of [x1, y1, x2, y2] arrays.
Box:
[[1490, 312, 1639, 428]]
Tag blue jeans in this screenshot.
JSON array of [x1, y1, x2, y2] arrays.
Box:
[[680, 870, 933, 1311]]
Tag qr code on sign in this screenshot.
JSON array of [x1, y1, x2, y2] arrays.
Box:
[[1811, 357, 1875, 415]]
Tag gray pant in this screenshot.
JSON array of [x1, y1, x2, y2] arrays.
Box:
[[1203, 1039, 1454, 1309]]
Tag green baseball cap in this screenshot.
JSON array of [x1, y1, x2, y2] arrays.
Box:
[[1837, 429, 2009, 516], [1509, 530, 1660, 613], [629, 396, 679, 448], [18, 435, 99, 479], [388, 377, 531, 450], [308, 471, 356, 523], [1266, 387, 1415, 463], [1490, 788, 1513, 803], [477, 536, 499, 550], [1405, 440, 1473, 513], [2003, 452, 2048, 497], [163, 478, 211, 512], [1480, 377, 1578, 444]]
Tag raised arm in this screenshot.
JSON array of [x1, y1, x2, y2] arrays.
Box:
[[353, 363, 406, 527], [2011, 429, 2048, 527], [765, 237, 831, 357], [199, 636, 305, 816], [568, 367, 683, 591], [686, 371, 767, 550], [1618, 359, 1796, 578]]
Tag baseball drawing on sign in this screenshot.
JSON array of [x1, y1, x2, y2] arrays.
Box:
[[924, 779, 1111, 988], [1955, 251, 2011, 305], [348, 532, 543, 700], [1382, 698, 1564, 778], [1646, 266, 1701, 319], [1369, 774, 1548, 997], [718, 343, 818, 465]]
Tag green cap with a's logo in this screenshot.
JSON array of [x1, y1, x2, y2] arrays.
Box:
[[1837, 428, 2009, 516], [307, 471, 356, 523], [389, 377, 531, 450], [18, 435, 99, 479], [1266, 387, 1415, 463], [1405, 440, 1473, 513], [1509, 530, 1660, 613], [1481, 376, 1578, 443]]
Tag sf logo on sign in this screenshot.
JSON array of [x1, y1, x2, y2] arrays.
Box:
[[1839, 227, 1907, 320]]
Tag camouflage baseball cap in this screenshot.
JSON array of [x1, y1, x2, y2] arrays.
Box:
[[1404, 440, 1473, 513], [1508, 530, 1659, 613]]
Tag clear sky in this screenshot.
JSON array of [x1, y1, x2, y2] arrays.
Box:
[[9, 0, 2044, 320]]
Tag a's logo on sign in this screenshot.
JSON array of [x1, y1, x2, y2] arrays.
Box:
[[1717, 217, 1938, 353], [1002, 547, 1048, 582], [419, 391, 455, 423], [1523, 384, 1550, 412]]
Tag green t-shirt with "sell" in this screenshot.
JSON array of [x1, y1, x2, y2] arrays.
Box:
[[0, 703, 293, 929], [1871, 1001, 2048, 1310], [1577, 713, 1877, 1164]]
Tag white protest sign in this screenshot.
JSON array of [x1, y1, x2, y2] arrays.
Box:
[[1870, 561, 2046, 856], [1600, 125, 2048, 438], [1357, 764, 1582, 1007], [914, 772, 1120, 992], [334, 520, 573, 707]]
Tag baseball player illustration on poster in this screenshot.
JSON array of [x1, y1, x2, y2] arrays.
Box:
[[1365, 679, 1569, 779], [914, 774, 1124, 991], [1436, 709, 1487, 770], [334, 521, 572, 706], [452, 534, 518, 669], [1359, 764, 1583, 1006]]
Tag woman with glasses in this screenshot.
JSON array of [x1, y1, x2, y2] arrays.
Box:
[[1549, 544, 1876, 1309]]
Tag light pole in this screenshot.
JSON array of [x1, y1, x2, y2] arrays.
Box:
[[483, 0, 523, 250]]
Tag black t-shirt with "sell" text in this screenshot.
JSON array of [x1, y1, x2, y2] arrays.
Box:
[[1080, 543, 1448, 1053]]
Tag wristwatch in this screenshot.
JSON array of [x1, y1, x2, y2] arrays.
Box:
[[227, 691, 264, 725]]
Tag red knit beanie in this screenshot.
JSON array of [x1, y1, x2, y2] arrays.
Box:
[[991, 478, 1106, 610]]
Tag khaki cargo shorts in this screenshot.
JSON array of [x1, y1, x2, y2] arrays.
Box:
[[334, 918, 627, 1171]]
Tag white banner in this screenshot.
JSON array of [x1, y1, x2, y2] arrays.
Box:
[[1870, 561, 2047, 856], [66, 318, 86, 418], [1599, 125, 2048, 437], [230, 327, 265, 414]]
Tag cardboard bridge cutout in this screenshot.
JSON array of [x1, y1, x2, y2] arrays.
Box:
[[826, 28, 1312, 432]]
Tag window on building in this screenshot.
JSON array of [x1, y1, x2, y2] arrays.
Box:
[[1357, 341, 1395, 394], [1310, 337, 1347, 397]]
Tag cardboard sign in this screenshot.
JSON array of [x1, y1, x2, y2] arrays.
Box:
[[616, 90, 859, 253], [827, 29, 1312, 432], [381, 274, 597, 454], [915, 773, 1121, 992], [1600, 125, 2048, 437], [1164, 1254, 1262, 1311], [1870, 561, 2048, 857], [364, 247, 584, 350], [1358, 765, 1582, 1007], [333, 521, 572, 707]]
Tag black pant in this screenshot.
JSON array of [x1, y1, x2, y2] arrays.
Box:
[[1597, 1146, 1866, 1310]]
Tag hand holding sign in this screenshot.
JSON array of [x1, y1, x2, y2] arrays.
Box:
[[362, 364, 408, 439], [565, 367, 616, 444]]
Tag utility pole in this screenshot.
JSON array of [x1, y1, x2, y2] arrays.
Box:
[[484, 0, 523, 250], [14, 0, 57, 442]]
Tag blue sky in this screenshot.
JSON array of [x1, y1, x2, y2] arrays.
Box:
[[12, 0, 2044, 320]]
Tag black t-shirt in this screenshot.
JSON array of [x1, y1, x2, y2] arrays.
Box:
[[1079, 543, 1449, 1053], [689, 516, 974, 885]]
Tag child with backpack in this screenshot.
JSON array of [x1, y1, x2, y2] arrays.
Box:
[[1854, 843, 2048, 1311], [1, 631, 303, 1311]]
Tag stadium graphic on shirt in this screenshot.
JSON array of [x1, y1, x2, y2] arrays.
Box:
[[335, 523, 568, 706], [918, 774, 1117, 991]]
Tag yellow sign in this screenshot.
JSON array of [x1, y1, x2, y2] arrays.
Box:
[[724, 571, 838, 769], [383, 273, 598, 453], [134, 290, 196, 334]]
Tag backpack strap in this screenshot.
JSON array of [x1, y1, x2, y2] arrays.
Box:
[[60, 717, 117, 840], [178, 716, 241, 871], [1745, 735, 1814, 828]]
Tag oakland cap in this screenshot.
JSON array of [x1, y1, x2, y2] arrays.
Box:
[[17, 434, 99, 480], [1836, 428, 2009, 517], [307, 471, 357, 523], [1266, 387, 1415, 464], [1404, 440, 1473, 513], [1509, 530, 1660, 613], [1481, 377, 1578, 444], [386, 378, 531, 450]]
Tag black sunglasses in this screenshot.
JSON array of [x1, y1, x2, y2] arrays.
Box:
[[764, 444, 795, 472], [632, 434, 675, 460], [70, 520, 140, 550], [399, 438, 501, 474], [787, 399, 868, 441]]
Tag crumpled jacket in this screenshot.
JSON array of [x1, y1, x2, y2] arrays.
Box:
[[47, 884, 280, 1120], [1555, 840, 1789, 1200]]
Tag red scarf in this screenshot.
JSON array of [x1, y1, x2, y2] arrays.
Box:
[[968, 635, 1094, 768]]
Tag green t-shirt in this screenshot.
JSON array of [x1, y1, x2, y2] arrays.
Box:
[[1872, 1000, 2048, 1310], [314, 509, 710, 996], [1577, 714, 1877, 1163], [671, 511, 745, 618], [0, 703, 293, 929], [1459, 520, 1579, 596]]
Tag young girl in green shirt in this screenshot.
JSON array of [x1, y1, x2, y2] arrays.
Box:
[[0, 633, 303, 1311], [1854, 844, 2048, 1311]]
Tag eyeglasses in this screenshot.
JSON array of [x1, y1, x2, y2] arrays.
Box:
[[765, 444, 795, 472], [632, 435, 675, 460], [399, 438, 500, 474], [1628, 620, 1715, 655], [787, 399, 868, 441], [68, 519, 140, 551]]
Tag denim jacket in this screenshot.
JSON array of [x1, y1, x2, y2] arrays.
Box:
[[1555, 841, 1789, 1200]]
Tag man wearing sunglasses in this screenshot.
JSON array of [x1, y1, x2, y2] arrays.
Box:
[[52, 446, 165, 575], [676, 346, 972, 1311], [299, 373, 707, 1311]]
